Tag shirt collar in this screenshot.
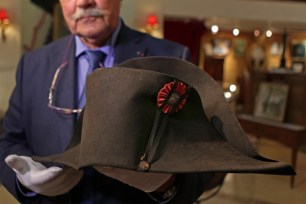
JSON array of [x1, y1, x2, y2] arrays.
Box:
[[75, 19, 122, 57]]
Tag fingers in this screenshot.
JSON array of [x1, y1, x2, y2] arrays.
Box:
[[5, 154, 30, 174], [27, 158, 48, 170], [30, 166, 63, 185]]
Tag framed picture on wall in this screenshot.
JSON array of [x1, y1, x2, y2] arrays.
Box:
[[291, 41, 306, 59], [254, 82, 289, 122], [233, 38, 247, 57]]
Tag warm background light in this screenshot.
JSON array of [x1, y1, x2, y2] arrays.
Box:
[[266, 29, 273, 38], [0, 8, 10, 41], [0, 9, 9, 23], [146, 14, 159, 29], [211, 25, 219, 34], [233, 28, 239, 36], [254, 29, 260, 37]]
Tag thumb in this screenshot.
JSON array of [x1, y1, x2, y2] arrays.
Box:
[[5, 154, 30, 175]]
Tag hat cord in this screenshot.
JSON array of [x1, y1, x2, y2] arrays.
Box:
[[139, 81, 178, 168], [147, 113, 169, 163]]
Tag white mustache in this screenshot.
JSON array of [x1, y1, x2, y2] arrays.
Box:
[[71, 8, 105, 21]]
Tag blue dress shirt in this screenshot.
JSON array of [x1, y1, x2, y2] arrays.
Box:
[[75, 20, 122, 109]]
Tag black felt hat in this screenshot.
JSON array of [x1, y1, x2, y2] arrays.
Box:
[[33, 57, 295, 191]]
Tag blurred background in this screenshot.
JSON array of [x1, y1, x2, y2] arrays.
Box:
[[0, 0, 306, 203]]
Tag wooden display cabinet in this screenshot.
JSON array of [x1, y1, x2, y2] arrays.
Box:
[[238, 70, 306, 188]]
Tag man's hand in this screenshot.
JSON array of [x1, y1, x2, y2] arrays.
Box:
[[5, 154, 83, 196]]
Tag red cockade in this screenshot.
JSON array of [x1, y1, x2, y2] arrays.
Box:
[[157, 81, 188, 114]]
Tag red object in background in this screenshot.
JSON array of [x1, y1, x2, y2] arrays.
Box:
[[146, 14, 158, 27], [0, 9, 9, 20], [0, 8, 10, 42]]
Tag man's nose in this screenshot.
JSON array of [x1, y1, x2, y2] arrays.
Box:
[[76, 0, 96, 8]]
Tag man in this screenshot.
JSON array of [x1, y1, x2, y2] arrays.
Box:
[[0, 0, 220, 203]]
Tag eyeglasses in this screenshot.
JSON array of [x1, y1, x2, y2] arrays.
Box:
[[48, 61, 82, 114]]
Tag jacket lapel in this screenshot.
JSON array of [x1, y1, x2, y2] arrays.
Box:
[[51, 35, 77, 113], [114, 23, 147, 65]]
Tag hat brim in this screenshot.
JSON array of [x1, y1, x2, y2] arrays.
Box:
[[33, 127, 294, 192], [33, 125, 295, 192], [32, 126, 294, 175], [94, 166, 173, 192]]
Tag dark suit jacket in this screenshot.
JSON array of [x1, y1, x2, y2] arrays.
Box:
[[0, 22, 218, 204]]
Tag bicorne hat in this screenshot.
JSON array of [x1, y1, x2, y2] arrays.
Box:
[[33, 57, 295, 191]]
